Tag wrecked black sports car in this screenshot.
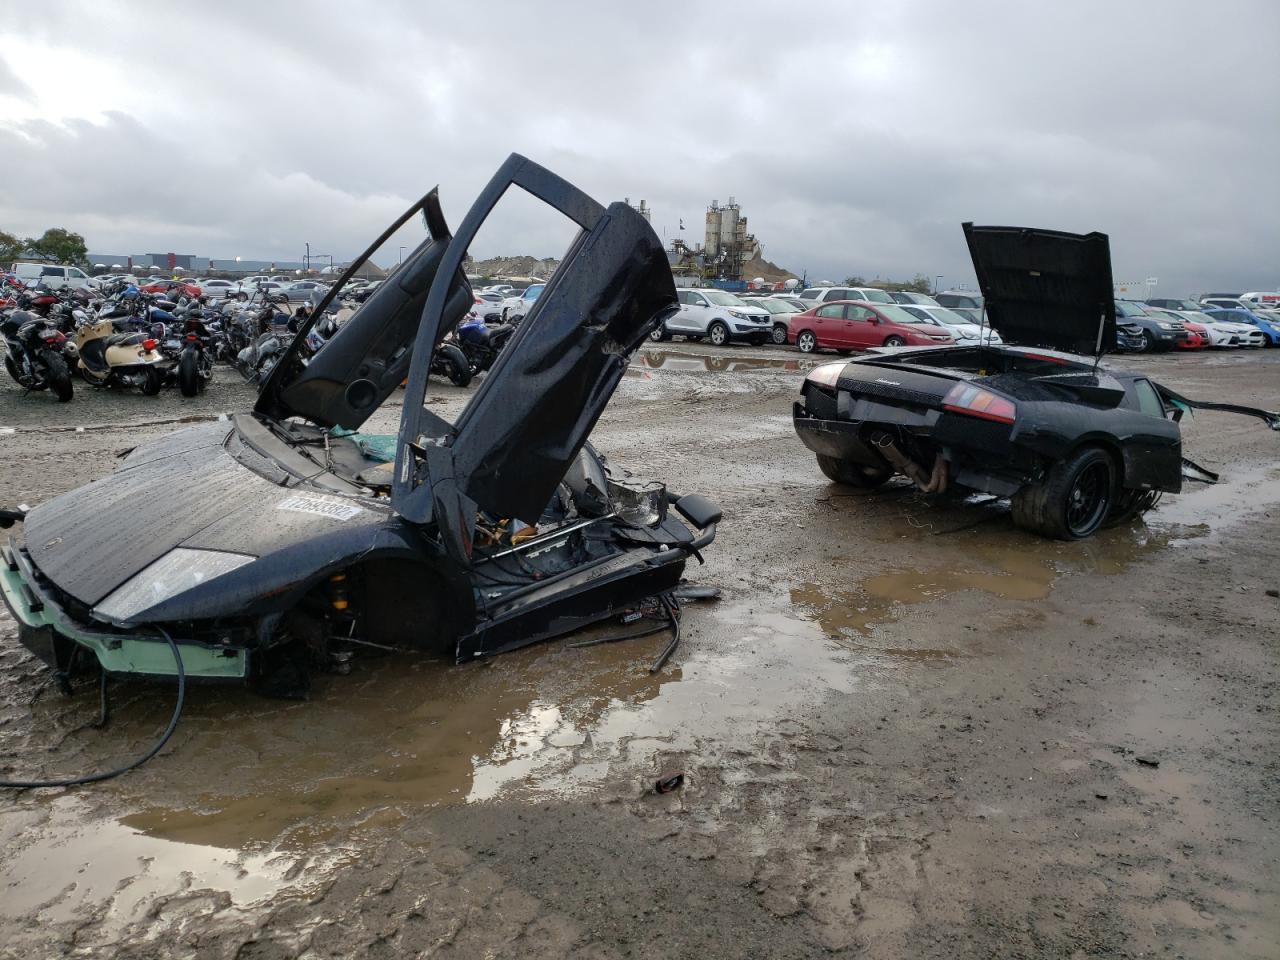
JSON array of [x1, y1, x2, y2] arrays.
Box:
[[1, 155, 720, 694], [794, 223, 1279, 540]]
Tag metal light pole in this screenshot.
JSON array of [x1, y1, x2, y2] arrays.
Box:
[[305, 242, 311, 274]]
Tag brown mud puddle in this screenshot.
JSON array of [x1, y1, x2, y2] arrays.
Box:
[[8, 600, 856, 860]]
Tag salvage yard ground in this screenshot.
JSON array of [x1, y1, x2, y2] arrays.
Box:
[[1, 344, 1277, 959]]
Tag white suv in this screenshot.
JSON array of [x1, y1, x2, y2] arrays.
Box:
[[653, 288, 772, 346], [797, 286, 897, 307]]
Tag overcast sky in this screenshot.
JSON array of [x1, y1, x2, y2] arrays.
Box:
[[1, 1, 1275, 295]]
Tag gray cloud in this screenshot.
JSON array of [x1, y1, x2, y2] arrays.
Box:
[[0, 0, 1276, 295]]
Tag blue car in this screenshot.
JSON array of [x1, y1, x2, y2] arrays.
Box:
[[1204, 307, 1280, 346]]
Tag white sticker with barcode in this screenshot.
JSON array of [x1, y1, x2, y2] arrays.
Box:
[[276, 495, 364, 522]]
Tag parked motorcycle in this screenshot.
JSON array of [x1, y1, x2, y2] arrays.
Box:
[[453, 314, 516, 375], [171, 304, 218, 396], [1, 310, 74, 401], [74, 319, 175, 395], [431, 341, 473, 386]]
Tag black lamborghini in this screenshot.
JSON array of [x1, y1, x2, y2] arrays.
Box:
[[793, 224, 1278, 539], [1, 155, 721, 694]]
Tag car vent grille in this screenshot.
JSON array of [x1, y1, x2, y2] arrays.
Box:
[[837, 378, 942, 407]]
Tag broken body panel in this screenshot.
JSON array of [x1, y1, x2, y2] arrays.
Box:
[[1, 155, 717, 691]]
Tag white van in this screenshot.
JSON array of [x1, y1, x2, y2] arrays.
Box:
[[9, 261, 93, 291], [1239, 291, 1280, 308]]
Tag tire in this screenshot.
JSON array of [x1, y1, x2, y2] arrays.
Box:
[[708, 321, 729, 347], [1142, 330, 1157, 353], [796, 330, 817, 353], [884, 336, 906, 347], [43, 352, 73, 402], [140, 366, 163, 396], [178, 349, 200, 397], [4, 353, 32, 389], [816, 454, 891, 489], [1011, 445, 1115, 540], [648, 326, 670, 343], [438, 344, 472, 387], [772, 324, 788, 345]]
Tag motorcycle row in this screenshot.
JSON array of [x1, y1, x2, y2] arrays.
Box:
[[0, 278, 330, 402], [0, 278, 522, 403]]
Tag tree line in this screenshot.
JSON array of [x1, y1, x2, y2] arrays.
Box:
[[0, 228, 90, 267]]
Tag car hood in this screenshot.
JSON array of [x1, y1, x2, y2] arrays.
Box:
[[962, 222, 1116, 355], [22, 421, 393, 612]]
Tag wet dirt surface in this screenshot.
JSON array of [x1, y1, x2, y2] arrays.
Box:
[[1, 344, 1278, 958]]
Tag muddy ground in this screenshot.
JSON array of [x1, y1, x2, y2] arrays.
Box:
[[1, 344, 1277, 959]]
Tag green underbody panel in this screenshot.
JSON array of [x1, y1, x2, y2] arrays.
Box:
[[0, 558, 247, 680]]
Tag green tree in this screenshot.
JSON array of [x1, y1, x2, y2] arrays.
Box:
[[906, 273, 932, 294], [0, 229, 22, 264], [24, 227, 89, 267], [843, 274, 867, 286]]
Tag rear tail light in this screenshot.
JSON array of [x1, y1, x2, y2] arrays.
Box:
[[142, 338, 157, 351], [805, 362, 846, 389], [41, 330, 66, 343], [943, 382, 1017, 424], [186, 333, 198, 342]]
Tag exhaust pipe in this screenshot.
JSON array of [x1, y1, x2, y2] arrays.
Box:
[[871, 432, 948, 494]]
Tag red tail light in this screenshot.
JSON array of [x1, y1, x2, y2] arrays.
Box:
[[41, 330, 66, 343], [186, 332, 198, 342], [142, 338, 157, 351], [943, 382, 1016, 424]]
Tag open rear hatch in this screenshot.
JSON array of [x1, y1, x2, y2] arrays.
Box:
[[962, 222, 1116, 356]]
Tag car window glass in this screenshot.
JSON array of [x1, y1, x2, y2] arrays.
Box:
[[1133, 379, 1165, 417], [40, 266, 63, 277], [847, 306, 874, 321], [816, 304, 843, 319]]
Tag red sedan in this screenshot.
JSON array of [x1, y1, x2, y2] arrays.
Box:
[[1177, 321, 1209, 349], [140, 280, 202, 298], [788, 300, 956, 353]]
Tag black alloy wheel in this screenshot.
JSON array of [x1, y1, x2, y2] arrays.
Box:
[[1011, 445, 1115, 540]]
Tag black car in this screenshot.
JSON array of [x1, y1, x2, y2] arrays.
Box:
[[792, 223, 1276, 540], [1114, 299, 1187, 351], [0, 155, 720, 694]]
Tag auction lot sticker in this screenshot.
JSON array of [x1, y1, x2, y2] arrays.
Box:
[[276, 494, 365, 522]]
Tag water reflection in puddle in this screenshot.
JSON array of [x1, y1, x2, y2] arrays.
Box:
[[629, 349, 820, 375], [70, 600, 853, 854]]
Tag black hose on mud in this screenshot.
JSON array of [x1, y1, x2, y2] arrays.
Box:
[[0, 628, 186, 790]]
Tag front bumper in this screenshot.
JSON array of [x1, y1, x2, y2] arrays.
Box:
[[1, 540, 247, 680]]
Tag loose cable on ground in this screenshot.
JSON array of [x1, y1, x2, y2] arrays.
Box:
[[0, 628, 186, 790]]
